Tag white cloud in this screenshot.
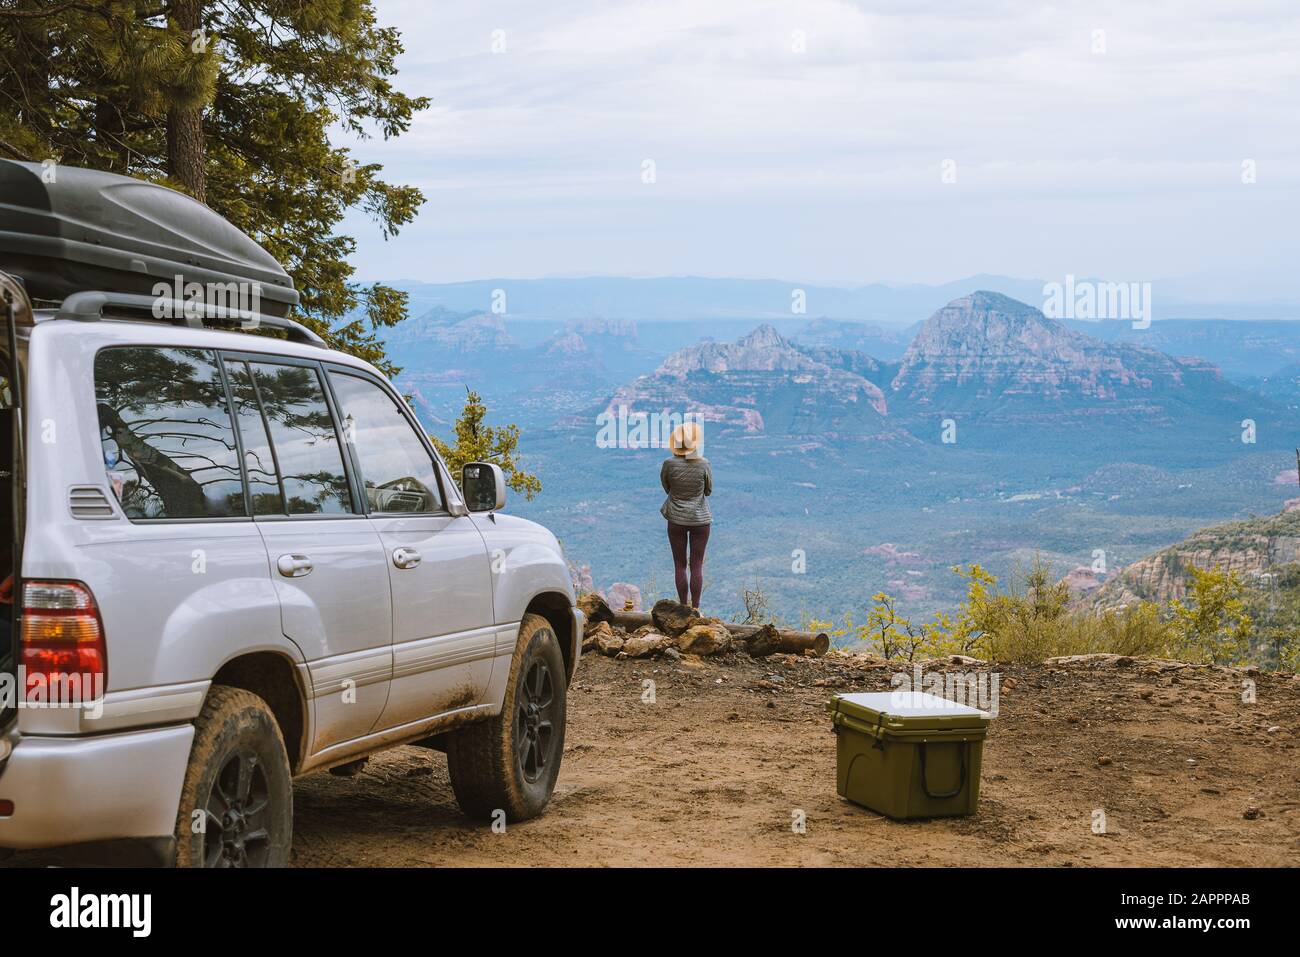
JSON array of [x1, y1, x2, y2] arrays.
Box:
[[340, 0, 1300, 294]]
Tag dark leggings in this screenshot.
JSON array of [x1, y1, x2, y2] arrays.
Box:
[[667, 521, 711, 608]]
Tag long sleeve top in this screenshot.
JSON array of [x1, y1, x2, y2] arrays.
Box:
[[660, 456, 712, 525]]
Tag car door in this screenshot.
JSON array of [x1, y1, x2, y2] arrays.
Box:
[[223, 354, 393, 752], [326, 367, 496, 730]]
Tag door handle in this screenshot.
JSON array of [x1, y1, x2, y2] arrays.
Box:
[[276, 553, 314, 578], [392, 546, 422, 569]]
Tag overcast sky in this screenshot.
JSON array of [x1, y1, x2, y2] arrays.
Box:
[[340, 1, 1300, 298]]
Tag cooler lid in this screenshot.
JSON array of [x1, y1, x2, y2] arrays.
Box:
[[828, 691, 991, 732]]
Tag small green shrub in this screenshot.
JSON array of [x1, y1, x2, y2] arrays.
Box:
[[825, 558, 1292, 669], [1168, 565, 1251, 665]]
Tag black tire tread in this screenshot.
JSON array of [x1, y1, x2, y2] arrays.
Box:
[[172, 685, 291, 868], [446, 613, 564, 822]]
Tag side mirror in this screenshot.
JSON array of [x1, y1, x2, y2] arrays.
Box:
[[463, 462, 506, 512]]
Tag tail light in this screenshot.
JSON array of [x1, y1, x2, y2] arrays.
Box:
[[20, 581, 107, 690]]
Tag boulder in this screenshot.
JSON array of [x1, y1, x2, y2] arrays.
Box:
[[677, 621, 731, 656], [578, 592, 615, 625], [623, 632, 673, 659], [651, 599, 700, 638], [582, 620, 625, 656], [581, 619, 614, 652], [597, 631, 625, 656]]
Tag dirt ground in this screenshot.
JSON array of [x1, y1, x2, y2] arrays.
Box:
[[291, 652, 1300, 867], [6, 650, 1293, 868]]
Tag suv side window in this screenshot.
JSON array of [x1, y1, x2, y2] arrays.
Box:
[[328, 371, 443, 514], [224, 359, 286, 515], [94, 347, 246, 519], [244, 360, 353, 515]]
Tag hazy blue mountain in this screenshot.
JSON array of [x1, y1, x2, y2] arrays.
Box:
[[605, 291, 1286, 463], [1066, 318, 1300, 381], [379, 274, 1300, 324], [788, 318, 919, 360], [383, 275, 1027, 322], [373, 278, 1300, 390], [887, 292, 1278, 463], [607, 324, 894, 440]]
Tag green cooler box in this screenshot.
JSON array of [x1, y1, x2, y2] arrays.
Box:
[[826, 691, 991, 819]]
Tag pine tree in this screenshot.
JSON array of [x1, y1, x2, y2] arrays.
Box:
[[430, 389, 541, 501], [0, 0, 428, 373]]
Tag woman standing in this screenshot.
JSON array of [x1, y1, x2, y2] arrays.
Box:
[[660, 422, 712, 610]]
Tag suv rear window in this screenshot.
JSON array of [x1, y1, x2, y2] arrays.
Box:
[[95, 347, 246, 519]]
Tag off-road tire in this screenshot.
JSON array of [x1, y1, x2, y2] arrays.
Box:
[[173, 686, 293, 867], [446, 613, 567, 822]]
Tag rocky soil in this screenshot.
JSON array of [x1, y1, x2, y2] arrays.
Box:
[[9, 637, 1294, 868], [289, 649, 1300, 867]]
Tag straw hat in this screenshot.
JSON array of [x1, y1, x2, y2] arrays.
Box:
[[668, 421, 704, 457]]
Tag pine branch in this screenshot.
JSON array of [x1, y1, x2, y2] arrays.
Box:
[[0, 136, 34, 161], [0, 2, 106, 20]]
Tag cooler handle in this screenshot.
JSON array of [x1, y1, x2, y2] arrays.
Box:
[[918, 740, 967, 799]]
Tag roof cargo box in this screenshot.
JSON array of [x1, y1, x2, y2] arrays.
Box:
[[0, 160, 298, 316]]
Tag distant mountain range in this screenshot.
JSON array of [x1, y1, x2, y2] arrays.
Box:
[[1255, 363, 1300, 408], [791, 318, 919, 360], [379, 278, 1300, 392], [382, 274, 1300, 324], [387, 311, 656, 414], [605, 291, 1286, 460], [1062, 318, 1300, 380]]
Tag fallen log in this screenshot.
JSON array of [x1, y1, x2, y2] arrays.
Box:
[[729, 623, 831, 657], [607, 611, 829, 657]]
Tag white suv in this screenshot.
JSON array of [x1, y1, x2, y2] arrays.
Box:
[[0, 161, 581, 866]]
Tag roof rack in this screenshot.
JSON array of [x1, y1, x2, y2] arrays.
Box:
[[53, 290, 326, 346]]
